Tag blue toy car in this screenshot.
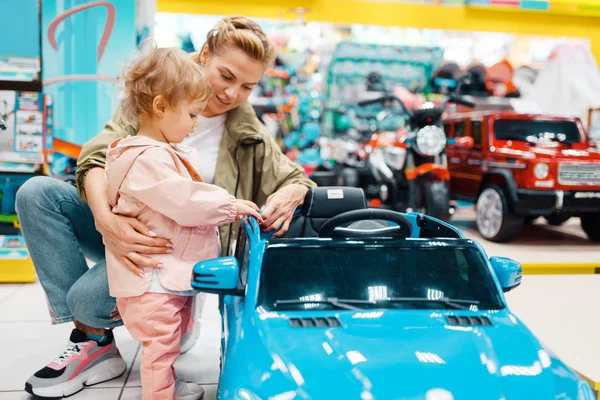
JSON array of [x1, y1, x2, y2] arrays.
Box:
[[192, 187, 594, 400]]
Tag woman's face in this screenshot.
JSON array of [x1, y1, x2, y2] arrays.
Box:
[[201, 46, 266, 117]]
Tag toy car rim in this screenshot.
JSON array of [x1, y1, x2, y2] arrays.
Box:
[[476, 188, 503, 238]]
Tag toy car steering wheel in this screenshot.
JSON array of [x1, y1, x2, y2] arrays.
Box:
[[319, 209, 412, 238]]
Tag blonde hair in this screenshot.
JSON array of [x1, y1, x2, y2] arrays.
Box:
[[121, 47, 212, 123], [194, 15, 276, 68]]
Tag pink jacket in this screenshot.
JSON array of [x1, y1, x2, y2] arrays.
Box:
[[104, 136, 237, 297]]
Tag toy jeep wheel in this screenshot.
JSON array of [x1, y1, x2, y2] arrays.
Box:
[[581, 213, 600, 242], [524, 216, 539, 225], [424, 181, 450, 221], [476, 186, 523, 242]]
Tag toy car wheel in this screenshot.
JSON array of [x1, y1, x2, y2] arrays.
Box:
[[581, 213, 600, 242], [544, 214, 570, 226], [476, 186, 523, 242], [423, 181, 450, 221]]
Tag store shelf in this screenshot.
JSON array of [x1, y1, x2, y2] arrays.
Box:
[[468, 0, 600, 16], [522, 263, 600, 275], [0, 214, 18, 224], [0, 236, 35, 283], [0, 258, 36, 283]]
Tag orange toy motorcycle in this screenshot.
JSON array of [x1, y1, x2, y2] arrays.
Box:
[[350, 93, 474, 221]]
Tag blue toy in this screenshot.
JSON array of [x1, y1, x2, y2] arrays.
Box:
[[192, 187, 594, 400]]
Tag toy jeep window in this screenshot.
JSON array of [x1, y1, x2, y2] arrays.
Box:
[[443, 122, 452, 136], [257, 242, 504, 312], [471, 120, 482, 146], [494, 119, 582, 145], [453, 121, 467, 138]]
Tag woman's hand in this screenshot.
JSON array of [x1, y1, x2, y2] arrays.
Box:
[[261, 184, 309, 237], [236, 199, 263, 223], [85, 167, 171, 278], [95, 212, 172, 278]]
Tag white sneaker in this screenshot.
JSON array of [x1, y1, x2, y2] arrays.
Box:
[[174, 377, 205, 400]]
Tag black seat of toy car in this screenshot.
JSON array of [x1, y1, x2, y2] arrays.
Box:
[[283, 187, 369, 238]]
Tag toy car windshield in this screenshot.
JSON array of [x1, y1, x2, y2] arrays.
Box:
[[257, 239, 504, 312], [494, 119, 582, 145]]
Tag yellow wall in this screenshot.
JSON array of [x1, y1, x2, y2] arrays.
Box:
[[158, 0, 600, 61]]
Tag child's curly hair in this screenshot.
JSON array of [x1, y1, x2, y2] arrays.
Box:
[[120, 47, 212, 123]]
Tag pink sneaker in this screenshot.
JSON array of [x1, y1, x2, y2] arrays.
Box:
[[25, 329, 127, 398]]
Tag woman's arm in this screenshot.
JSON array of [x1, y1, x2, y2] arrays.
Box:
[[254, 131, 316, 236], [85, 168, 171, 276], [78, 107, 169, 276], [253, 130, 316, 204], [76, 104, 139, 202]]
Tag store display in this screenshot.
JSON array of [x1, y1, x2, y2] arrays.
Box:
[[314, 86, 476, 221], [41, 0, 136, 150], [588, 107, 600, 142], [523, 43, 600, 126], [0, 91, 51, 170], [323, 41, 444, 135]]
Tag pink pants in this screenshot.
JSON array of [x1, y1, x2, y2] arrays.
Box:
[[117, 293, 193, 400]]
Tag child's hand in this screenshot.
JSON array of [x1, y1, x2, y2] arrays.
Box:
[[236, 199, 263, 223]]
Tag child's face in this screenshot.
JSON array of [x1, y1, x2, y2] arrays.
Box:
[[159, 99, 205, 143]]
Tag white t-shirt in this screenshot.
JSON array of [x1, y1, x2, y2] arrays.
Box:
[[183, 114, 227, 184], [147, 113, 227, 296]]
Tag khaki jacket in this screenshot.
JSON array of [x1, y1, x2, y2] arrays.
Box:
[[76, 101, 316, 253]]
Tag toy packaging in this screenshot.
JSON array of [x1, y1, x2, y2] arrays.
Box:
[[0, 90, 52, 173]]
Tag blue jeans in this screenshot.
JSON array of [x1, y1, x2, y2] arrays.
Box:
[[16, 176, 123, 328]]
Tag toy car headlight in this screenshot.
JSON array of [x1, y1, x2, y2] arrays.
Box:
[[534, 162, 549, 179], [416, 126, 446, 156]]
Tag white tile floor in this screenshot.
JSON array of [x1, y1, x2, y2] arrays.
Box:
[[2, 275, 599, 399], [0, 286, 222, 399], [451, 208, 600, 264]]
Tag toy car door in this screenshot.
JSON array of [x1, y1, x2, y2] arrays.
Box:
[[446, 118, 471, 197], [463, 118, 485, 199]]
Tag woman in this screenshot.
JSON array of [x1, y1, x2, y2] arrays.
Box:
[[16, 16, 315, 399]]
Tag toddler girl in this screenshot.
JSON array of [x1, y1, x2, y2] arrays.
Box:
[[105, 47, 262, 400]]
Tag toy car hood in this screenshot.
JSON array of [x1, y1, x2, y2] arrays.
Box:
[[222, 310, 586, 399]]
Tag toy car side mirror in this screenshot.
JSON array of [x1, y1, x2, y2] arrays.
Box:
[[490, 256, 522, 292], [191, 256, 239, 292], [454, 136, 475, 149]]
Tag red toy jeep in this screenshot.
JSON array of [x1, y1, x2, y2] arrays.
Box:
[[443, 111, 600, 242]]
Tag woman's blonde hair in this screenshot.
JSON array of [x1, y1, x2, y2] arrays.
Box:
[[192, 15, 276, 68], [121, 47, 212, 123]]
